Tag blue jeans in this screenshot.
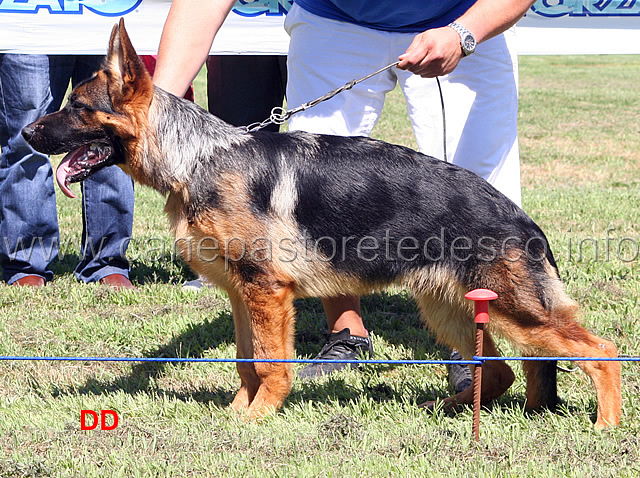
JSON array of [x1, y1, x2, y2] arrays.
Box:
[[0, 54, 134, 284]]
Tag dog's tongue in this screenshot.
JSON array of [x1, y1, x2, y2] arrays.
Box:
[[55, 152, 78, 199]]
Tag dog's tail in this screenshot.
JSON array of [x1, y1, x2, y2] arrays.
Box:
[[479, 235, 578, 411]]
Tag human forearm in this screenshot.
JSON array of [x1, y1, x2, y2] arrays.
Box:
[[398, 0, 535, 77], [456, 0, 536, 44], [153, 0, 236, 96]]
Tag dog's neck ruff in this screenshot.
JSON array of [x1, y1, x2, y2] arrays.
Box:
[[143, 88, 250, 194]]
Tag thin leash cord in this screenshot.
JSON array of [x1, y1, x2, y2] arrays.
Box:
[[435, 76, 448, 163], [244, 62, 449, 162]]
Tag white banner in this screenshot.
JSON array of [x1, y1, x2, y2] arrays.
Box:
[[0, 0, 292, 55], [518, 1, 640, 55], [0, 0, 638, 56]]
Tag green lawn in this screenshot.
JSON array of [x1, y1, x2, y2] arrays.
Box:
[[1, 55, 639, 477]]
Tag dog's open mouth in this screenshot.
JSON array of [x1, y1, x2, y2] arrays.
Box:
[[56, 142, 113, 198]]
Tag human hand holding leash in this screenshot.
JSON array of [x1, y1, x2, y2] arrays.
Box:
[[397, 26, 464, 78]]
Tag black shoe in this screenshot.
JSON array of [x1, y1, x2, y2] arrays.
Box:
[[298, 328, 374, 380], [447, 350, 473, 393]]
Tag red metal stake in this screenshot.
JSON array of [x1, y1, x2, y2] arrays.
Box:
[[465, 288, 498, 442]]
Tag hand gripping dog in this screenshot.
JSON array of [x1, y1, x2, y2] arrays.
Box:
[[23, 20, 621, 427]]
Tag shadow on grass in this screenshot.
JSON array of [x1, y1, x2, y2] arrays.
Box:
[[52, 290, 592, 423], [52, 306, 237, 407], [52, 291, 455, 406]]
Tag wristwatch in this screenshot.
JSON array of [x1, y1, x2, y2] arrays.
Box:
[[448, 21, 476, 56]]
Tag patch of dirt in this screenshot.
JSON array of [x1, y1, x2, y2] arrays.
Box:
[[318, 413, 363, 441]]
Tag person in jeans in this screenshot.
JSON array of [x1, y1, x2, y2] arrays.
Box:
[[0, 54, 135, 288]]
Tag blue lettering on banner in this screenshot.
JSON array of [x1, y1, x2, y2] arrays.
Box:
[[232, 0, 292, 17], [531, 0, 640, 17], [0, 0, 142, 16]]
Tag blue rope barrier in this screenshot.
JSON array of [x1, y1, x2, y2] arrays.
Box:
[[477, 356, 640, 362], [0, 355, 638, 364], [0, 356, 481, 365]]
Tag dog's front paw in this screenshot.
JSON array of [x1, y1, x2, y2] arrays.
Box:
[[230, 386, 253, 411]]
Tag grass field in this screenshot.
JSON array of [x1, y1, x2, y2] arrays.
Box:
[[1, 55, 640, 477]]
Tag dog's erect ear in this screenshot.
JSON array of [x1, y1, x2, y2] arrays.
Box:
[[106, 18, 152, 103], [107, 21, 122, 67]]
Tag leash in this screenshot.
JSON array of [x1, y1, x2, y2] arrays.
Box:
[[435, 76, 447, 162], [243, 61, 449, 162], [243, 61, 400, 133]]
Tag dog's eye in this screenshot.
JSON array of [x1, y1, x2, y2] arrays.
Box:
[[68, 97, 89, 110]]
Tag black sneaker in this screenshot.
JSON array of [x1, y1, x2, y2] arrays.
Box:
[[298, 328, 374, 380], [447, 350, 473, 393]]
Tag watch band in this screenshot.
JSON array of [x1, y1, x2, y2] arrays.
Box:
[[448, 21, 476, 56]]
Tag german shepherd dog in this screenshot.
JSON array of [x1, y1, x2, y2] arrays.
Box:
[[23, 20, 621, 427]]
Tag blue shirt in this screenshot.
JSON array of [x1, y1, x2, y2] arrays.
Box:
[[293, 0, 477, 33]]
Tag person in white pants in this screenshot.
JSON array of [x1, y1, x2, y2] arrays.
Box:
[[286, 4, 521, 206]]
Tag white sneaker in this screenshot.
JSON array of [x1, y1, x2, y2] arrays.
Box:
[[182, 278, 210, 291]]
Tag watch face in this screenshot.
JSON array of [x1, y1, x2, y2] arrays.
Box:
[[462, 33, 476, 54]]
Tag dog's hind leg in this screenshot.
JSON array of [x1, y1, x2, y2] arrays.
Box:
[[449, 331, 515, 407], [522, 360, 558, 412], [231, 281, 297, 419], [492, 307, 621, 428], [479, 252, 621, 427], [414, 292, 514, 410]]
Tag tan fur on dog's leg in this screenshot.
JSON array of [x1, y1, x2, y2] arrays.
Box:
[[414, 292, 514, 410], [240, 282, 296, 419], [228, 292, 260, 411], [454, 331, 515, 405], [496, 312, 621, 428], [574, 337, 621, 429]]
